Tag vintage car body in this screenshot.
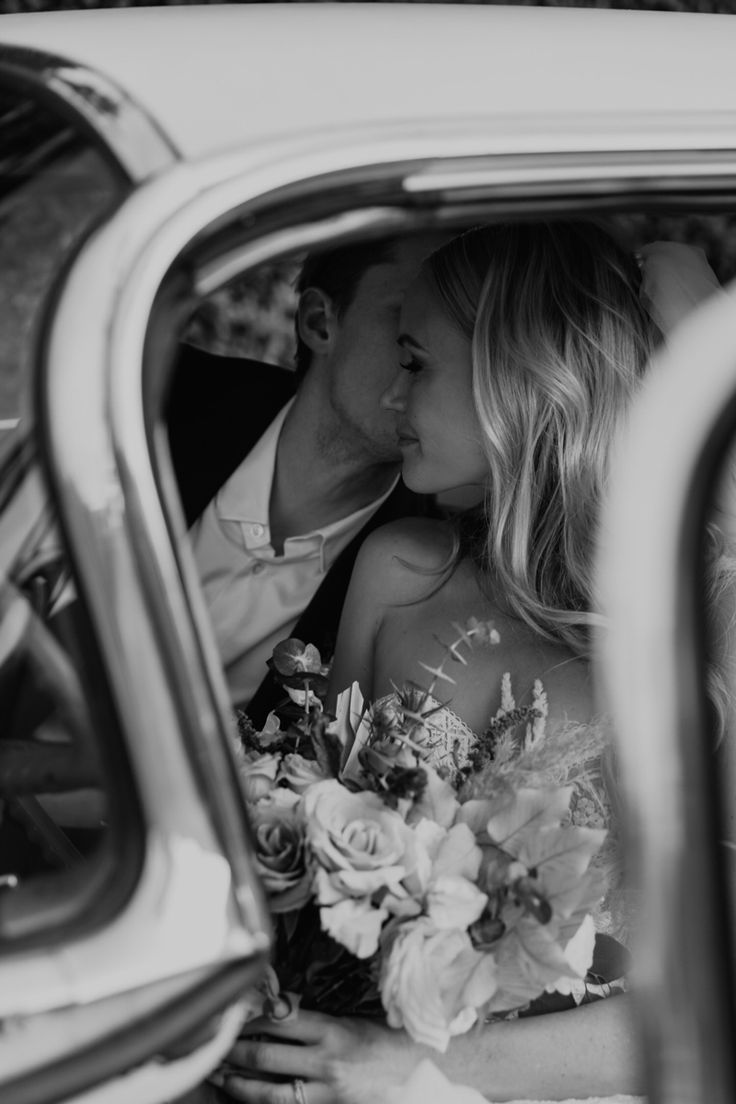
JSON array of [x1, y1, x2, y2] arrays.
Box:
[[0, 5, 735, 1102]]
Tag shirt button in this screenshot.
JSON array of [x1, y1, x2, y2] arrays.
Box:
[[250, 523, 265, 538], [252, 562, 265, 575]]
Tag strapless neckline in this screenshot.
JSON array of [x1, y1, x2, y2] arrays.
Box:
[[341, 690, 477, 787]]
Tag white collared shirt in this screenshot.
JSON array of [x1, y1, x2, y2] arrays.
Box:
[[191, 400, 397, 705]]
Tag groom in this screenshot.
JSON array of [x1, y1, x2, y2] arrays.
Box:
[[167, 233, 445, 724]]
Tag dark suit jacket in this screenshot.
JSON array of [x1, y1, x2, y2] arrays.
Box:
[[166, 344, 427, 725]]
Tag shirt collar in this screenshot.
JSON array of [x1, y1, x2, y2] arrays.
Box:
[[215, 398, 399, 553], [217, 398, 291, 524]]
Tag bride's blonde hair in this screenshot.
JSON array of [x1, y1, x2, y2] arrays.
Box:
[[425, 221, 654, 654]]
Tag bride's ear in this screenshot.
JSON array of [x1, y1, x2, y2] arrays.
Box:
[[296, 287, 338, 356]]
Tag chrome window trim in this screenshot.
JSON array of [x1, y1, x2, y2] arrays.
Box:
[[0, 46, 179, 181], [2, 969, 251, 1104], [196, 147, 736, 298], [71, 1001, 247, 1104], [23, 122, 736, 1038], [404, 148, 736, 199]]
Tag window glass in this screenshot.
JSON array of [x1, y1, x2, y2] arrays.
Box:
[[184, 255, 299, 367], [0, 81, 129, 942], [169, 209, 736, 724], [0, 83, 120, 450]]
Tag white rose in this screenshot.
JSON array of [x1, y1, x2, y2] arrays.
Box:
[[239, 751, 282, 802], [304, 780, 425, 903], [379, 918, 498, 1052], [280, 752, 328, 794], [251, 803, 312, 913]]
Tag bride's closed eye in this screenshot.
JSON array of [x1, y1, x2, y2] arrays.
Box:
[[399, 356, 423, 375]]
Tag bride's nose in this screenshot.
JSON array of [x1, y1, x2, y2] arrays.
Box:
[[380, 370, 408, 412]]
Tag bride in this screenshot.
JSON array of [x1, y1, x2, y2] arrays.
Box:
[[214, 223, 728, 1104], [326, 220, 634, 735]]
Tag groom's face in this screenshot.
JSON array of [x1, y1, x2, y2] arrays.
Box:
[[324, 235, 446, 462]]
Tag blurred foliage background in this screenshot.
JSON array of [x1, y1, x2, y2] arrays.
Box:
[[2, 0, 736, 11], [2, 0, 734, 366]]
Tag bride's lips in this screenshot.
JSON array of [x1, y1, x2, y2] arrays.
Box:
[[397, 426, 418, 448]]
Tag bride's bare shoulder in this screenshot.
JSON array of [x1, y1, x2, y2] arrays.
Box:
[[351, 517, 455, 600], [360, 517, 454, 566], [518, 635, 597, 730]]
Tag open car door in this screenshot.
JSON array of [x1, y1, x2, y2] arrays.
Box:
[[597, 277, 736, 1103], [0, 65, 270, 1104]]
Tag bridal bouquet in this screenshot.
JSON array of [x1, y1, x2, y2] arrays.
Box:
[[232, 620, 608, 1052]]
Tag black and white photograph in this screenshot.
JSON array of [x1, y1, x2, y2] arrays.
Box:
[[1, 2, 736, 1103]]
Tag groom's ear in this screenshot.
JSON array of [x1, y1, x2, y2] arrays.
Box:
[[296, 287, 338, 356]]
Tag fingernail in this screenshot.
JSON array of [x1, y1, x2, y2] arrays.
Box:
[[271, 996, 293, 1019]]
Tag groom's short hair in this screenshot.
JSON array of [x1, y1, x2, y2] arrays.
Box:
[[293, 236, 399, 379]]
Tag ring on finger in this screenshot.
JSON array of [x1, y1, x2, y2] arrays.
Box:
[[292, 1078, 308, 1104]]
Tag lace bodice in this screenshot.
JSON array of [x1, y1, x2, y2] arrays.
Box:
[[342, 687, 628, 949], [376, 692, 477, 778]]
